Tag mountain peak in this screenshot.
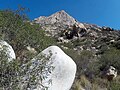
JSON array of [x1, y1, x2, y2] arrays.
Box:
[[58, 10, 67, 13], [55, 10, 69, 16], [34, 10, 78, 26]]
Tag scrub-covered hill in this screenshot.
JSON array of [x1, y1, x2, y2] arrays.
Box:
[[0, 9, 120, 90]]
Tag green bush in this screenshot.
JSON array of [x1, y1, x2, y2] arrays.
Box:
[[0, 47, 53, 90], [0, 8, 55, 89], [99, 48, 120, 74], [0, 9, 56, 60]]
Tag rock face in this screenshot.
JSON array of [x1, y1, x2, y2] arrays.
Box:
[[0, 40, 16, 62], [33, 46, 76, 90], [35, 10, 78, 26], [34, 10, 120, 56], [106, 66, 117, 81], [34, 10, 86, 37]]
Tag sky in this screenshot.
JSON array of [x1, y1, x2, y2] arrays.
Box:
[[0, 0, 120, 29]]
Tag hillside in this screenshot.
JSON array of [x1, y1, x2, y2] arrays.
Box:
[[34, 10, 120, 70], [34, 10, 120, 90], [0, 9, 120, 90], [34, 10, 120, 55]]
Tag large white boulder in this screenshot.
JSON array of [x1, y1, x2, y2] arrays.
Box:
[[33, 46, 76, 90], [0, 40, 16, 62]]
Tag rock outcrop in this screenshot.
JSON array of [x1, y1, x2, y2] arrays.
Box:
[[0, 40, 16, 62], [34, 10, 86, 37], [106, 66, 117, 81], [34, 10, 80, 26], [32, 46, 76, 90]]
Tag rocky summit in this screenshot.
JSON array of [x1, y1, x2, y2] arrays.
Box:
[[34, 10, 78, 26], [34, 10, 120, 55], [34, 10, 85, 37]]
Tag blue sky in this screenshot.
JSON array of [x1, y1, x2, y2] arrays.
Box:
[[0, 0, 120, 29]]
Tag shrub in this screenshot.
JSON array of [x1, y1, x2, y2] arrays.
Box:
[[72, 80, 83, 90], [0, 47, 53, 90], [108, 76, 120, 90], [0, 8, 55, 89], [0, 9, 56, 60], [80, 75, 91, 90], [99, 48, 120, 74]]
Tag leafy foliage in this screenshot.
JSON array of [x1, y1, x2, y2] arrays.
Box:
[[0, 47, 53, 90], [99, 48, 120, 74], [0, 9, 56, 60], [0, 8, 55, 90]]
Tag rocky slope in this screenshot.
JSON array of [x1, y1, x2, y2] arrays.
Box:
[[34, 10, 85, 37], [34, 10, 120, 56]]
